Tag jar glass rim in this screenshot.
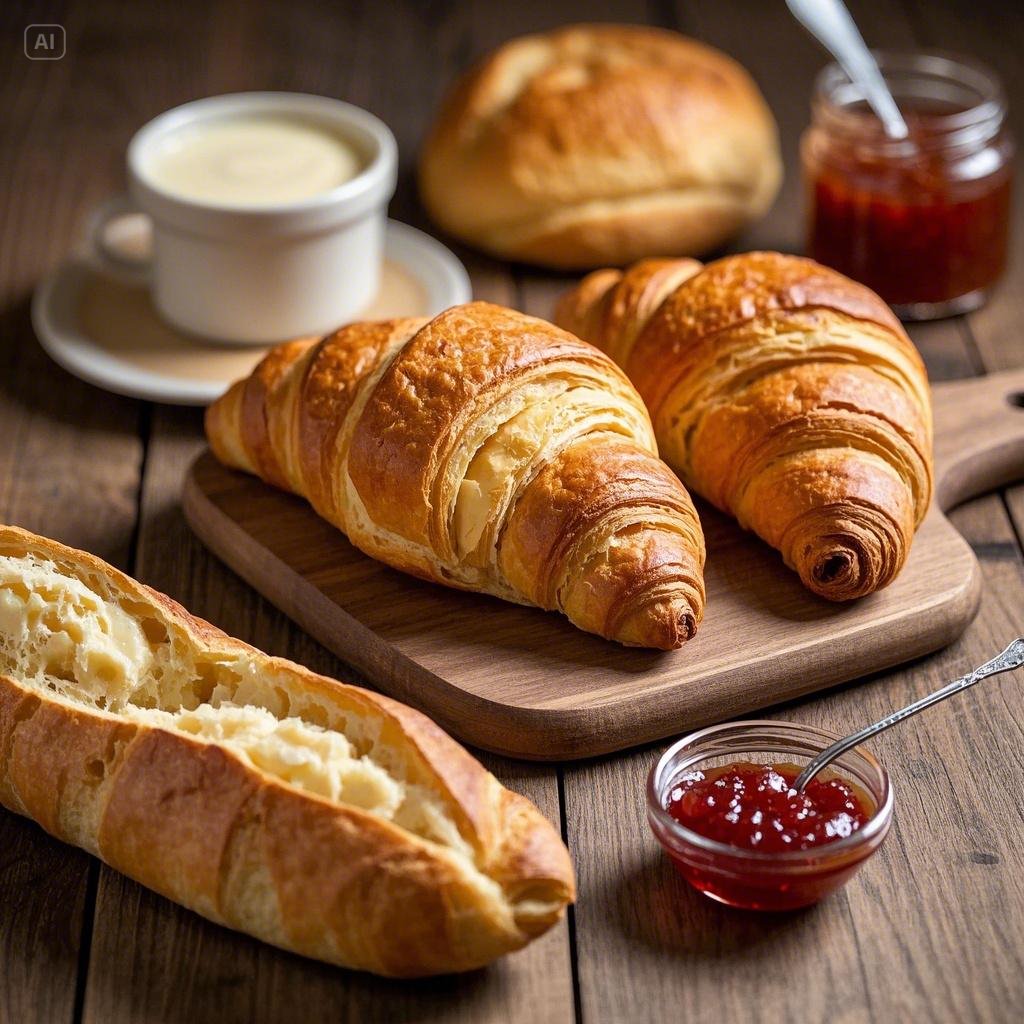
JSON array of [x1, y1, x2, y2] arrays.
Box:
[[646, 719, 894, 865], [813, 50, 1006, 143]]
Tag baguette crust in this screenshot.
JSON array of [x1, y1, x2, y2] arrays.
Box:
[[0, 525, 574, 976], [555, 252, 934, 601], [419, 24, 781, 268], [206, 301, 706, 649]]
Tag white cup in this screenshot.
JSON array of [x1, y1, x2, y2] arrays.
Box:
[[93, 92, 397, 345]]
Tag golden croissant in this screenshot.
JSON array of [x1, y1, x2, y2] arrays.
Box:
[[206, 301, 706, 649], [555, 252, 933, 601]]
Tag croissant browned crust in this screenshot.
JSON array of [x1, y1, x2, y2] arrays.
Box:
[[555, 253, 933, 601], [206, 302, 706, 649]]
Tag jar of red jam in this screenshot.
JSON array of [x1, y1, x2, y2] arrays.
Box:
[[647, 721, 893, 911], [803, 52, 1013, 320]]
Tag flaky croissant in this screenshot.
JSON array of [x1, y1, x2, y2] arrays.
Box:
[[555, 253, 933, 601], [206, 302, 705, 649]]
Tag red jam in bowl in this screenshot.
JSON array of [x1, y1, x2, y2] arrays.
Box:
[[666, 762, 871, 853], [648, 746, 890, 912]]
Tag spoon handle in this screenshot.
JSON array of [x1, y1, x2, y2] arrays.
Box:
[[786, 0, 910, 139], [794, 638, 1024, 792]]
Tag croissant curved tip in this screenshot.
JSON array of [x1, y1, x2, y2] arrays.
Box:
[[615, 596, 701, 650], [801, 544, 888, 602]]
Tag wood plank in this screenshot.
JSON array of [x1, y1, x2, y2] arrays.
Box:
[[937, 29, 1024, 1002], [0, 821, 93, 1024], [839, 495, 1024, 1022], [566, 491, 1024, 1024], [0, 3, 151, 1021], [561, 1, 1024, 1021], [76, 1, 572, 1019]]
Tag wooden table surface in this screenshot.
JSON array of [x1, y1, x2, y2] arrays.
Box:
[[2, 1, 1024, 1021]]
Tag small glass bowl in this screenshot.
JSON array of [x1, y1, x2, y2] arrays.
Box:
[[646, 720, 894, 911]]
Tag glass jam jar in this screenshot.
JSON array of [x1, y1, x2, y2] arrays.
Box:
[[802, 52, 1014, 320]]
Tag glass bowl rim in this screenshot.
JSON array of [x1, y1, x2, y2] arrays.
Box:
[[646, 719, 894, 864]]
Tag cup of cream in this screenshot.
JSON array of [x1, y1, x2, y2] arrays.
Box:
[[103, 92, 397, 344]]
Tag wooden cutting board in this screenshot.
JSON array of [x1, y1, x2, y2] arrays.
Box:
[[183, 368, 1024, 760]]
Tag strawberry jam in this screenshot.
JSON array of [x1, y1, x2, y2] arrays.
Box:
[[648, 724, 893, 911], [802, 53, 1014, 319], [666, 762, 871, 853], [806, 116, 1012, 311]]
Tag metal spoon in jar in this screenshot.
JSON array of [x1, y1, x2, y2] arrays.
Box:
[[786, 0, 910, 140], [793, 638, 1024, 793]]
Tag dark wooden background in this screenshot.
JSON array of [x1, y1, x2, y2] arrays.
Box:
[[2, 1, 1024, 1022]]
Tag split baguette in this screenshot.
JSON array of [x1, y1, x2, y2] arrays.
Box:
[[0, 525, 574, 977]]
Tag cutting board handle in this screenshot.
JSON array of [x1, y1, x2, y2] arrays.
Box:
[[933, 368, 1024, 512]]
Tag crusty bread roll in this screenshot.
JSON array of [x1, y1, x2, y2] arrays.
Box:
[[556, 252, 934, 601], [205, 302, 706, 650], [0, 525, 574, 976], [419, 24, 781, 269]]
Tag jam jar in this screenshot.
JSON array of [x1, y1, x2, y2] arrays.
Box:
[[802, 52, 1014, 320]]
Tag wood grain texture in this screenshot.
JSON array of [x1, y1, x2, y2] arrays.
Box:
[[0, 5, 149, 1020], [183, 369, 1024, 759], [562, 488, 1024, 1024], [3, 0, 1024, 1022], [81, 408, 575, 1024], [0, 820, 93, 1024], [562, 4, 1024, 1023]]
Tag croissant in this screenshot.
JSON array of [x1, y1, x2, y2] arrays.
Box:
[[205, 302, 706, 649], [555, 253, 933, 601]]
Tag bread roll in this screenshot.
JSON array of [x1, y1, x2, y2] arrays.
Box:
[[0, 525, 574, 976], [419, 24, 781, 269], [205, 302, 706, 649], [555, 252, 934, 601]]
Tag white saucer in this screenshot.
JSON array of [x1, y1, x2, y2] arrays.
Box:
[[31, 219, 471, 406]]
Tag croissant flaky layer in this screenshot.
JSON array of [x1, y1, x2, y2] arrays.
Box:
[[556, 252, 934, 601], [206, 302, 706, 649]]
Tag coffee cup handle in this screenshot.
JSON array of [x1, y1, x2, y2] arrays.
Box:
[[85, 194, 153, 283]]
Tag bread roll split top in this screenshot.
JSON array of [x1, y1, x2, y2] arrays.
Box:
[[556, 252, 934, 601], [419, 23, 782, 269], [0, 525, 574, 976], [206, 301, 706, 649]]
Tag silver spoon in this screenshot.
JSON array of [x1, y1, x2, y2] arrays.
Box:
[[787, 0, 910, 140], [793, 638, 1024, 792]]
